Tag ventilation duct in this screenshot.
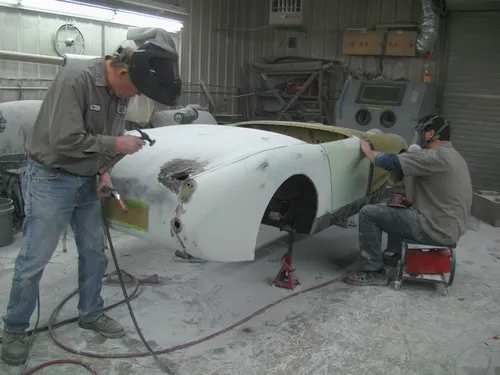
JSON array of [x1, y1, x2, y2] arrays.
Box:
[[416, 0, 440, 55]]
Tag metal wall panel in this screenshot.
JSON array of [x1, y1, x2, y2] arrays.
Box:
[[445, 0, 500, 11], [177, 0, 432, 116], [0, 0, 439, 119], [441, 11, 500, 191], [0, 7, 131, 102]]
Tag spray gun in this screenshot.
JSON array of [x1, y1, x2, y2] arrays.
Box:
[[98, 129, 156, 213], [101, 186, 128, 213]]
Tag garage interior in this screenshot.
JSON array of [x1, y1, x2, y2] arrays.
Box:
[[0, 0, 499, 374]]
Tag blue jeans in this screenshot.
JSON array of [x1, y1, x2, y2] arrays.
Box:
[[358, 204, 438, 272], [2, 160, 108, 333]]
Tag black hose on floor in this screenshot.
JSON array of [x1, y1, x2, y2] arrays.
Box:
[[98, 208, 178, 374], [20, 273, 141, 375], [22, 272, 347, 374], [18, 211, 349, 374], [18, 206, 176, 375]]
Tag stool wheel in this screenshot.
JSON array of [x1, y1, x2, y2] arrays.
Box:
[[445, 247, 456, 287]]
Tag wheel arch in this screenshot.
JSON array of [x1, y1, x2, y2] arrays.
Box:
[[259, 173, 319, 234]]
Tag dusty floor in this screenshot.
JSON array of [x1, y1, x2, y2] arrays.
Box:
[[0, 215, 499, 375]]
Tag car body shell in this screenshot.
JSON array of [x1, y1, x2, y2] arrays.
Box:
[[0, 100, 407, 262], [104, 120, 407, 262]]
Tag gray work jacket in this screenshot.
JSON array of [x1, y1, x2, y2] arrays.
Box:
[[25, 57, 128, 176]]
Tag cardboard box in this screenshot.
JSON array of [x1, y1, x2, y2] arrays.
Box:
[[342, 30, 384, 56], [386, 30, 417, 57], [342, 29, 417, 57]]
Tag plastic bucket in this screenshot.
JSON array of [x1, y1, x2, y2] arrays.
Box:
[[0, 197, 15, 247]]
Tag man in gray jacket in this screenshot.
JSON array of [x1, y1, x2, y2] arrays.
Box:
[[344, 115, 473, 286], [1, 32, 181, 366]]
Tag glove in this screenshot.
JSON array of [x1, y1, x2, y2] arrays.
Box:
[[387, 194, 412, 208]]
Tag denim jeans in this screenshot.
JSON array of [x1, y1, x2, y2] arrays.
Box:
[[2, 160, 108, 333], [357, 204, 438, 272]]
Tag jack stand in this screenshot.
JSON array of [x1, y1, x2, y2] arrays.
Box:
[[271, 231, 301, 291]]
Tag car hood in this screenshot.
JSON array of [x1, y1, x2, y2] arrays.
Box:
[[124, 124, 305, 176]]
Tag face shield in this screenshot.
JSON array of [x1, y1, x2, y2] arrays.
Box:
[[128, 40, 182, 107], [113, 36, 182, 125], [125, 95, 159, 126], [411, 115, 449, 149]]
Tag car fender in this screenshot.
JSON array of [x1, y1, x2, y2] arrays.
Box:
[[169, 143, 332, 262]]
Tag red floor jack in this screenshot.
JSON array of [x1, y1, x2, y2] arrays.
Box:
[[272, 231, 301, 291], [393, 239, 456, 296]]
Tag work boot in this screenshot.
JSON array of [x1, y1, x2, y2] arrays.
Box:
[[78, 314, 125, 339], [343, 269, 389, 286], [1, 330, 29, 366]]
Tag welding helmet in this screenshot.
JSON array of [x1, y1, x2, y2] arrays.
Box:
[[128, 40, 182, 107], [411, 115, 450, 149], [112, 37, 182, 125]]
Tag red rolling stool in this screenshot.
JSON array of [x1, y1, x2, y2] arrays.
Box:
[[393, 239, 456, 296]]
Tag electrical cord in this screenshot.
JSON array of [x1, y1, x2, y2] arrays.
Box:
[[19, 273, 141, 375], [18, 276, 142, 338], [18, 205, 179, 374], [21, 272, 348, 374], [17, 211, 349, 374]]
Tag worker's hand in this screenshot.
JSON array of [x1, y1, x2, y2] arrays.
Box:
[[360, 140, 371, 155], [360, 140, 374, 157], [98, 172, 113, 198], [115, 135, 145, 155]]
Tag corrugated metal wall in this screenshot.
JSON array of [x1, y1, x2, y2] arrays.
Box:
[[0, 6, 184, 103], [440, 11, 500, 191], [0, 0, 438, 119], [0, 7, 131, 102], [178, 0, 432, 116]]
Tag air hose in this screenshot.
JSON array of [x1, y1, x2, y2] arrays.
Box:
[[18, 210, 349, 374], [18, 205, 173, 375], [98, 208, 178, 374]]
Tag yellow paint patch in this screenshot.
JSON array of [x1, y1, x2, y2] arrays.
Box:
[[102, 198, 149, 232]]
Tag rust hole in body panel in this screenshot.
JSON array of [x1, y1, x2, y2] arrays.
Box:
[[171, 218, 182, 232], [172, 171, 189, 181], [158, 158, 208, 194]]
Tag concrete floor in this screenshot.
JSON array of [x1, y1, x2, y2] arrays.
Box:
[[0, 216, 499, 375]]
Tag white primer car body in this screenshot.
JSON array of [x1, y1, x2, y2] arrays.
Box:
[[105, 121, 407, 262]]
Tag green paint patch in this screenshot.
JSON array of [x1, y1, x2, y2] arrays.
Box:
[[102, 197, 149, 233]]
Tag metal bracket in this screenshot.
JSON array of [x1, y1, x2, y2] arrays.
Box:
[[199, 79, 217, 112], [260, 73, 293, 121]]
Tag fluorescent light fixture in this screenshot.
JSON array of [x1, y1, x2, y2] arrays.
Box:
[[22, 0, 115, 19], [0, 0, 184, 33], [111, 10, 183, 32]]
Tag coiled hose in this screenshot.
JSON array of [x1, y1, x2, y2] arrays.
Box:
[[17, 209, 348, 374]]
